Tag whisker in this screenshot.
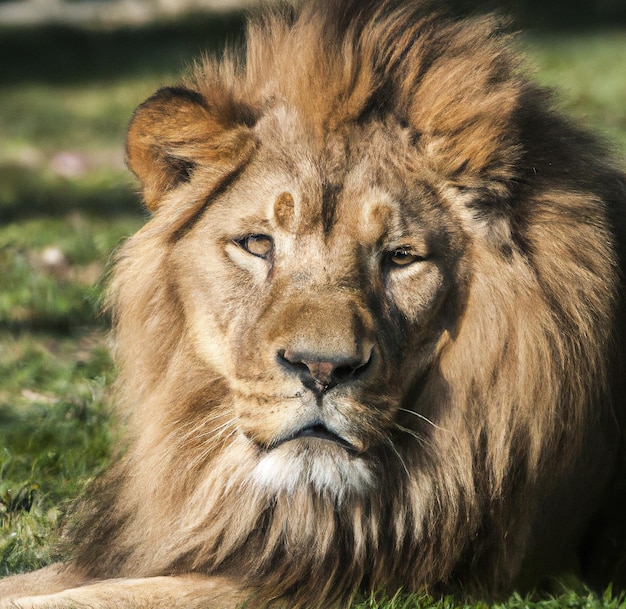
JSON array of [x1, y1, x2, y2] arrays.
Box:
[[185, 412, 234, 428], [176, 417, 239, 455], [397, 407, 452, 434], [195, 419, 238, 439], [386, 439, 410, 480], [394, 423, 426, 445], [212, 423, 239, 444], [394, 423, 439, 454], [187, 428, 239, 470]]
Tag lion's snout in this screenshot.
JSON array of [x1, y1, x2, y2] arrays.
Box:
[[267, 293, 377, 396], [277, 345, 374, 395]]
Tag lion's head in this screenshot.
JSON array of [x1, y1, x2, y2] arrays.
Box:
[[69, 1, 626, 606], [129, 93, 473, 496]]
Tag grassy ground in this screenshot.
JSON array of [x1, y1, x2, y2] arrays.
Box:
[[0, 12, 625, 608]]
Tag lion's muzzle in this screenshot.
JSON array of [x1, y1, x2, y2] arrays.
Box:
[[277, 346, 374, 396]]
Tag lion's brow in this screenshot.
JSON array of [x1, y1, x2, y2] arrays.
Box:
[[321, 179, 341, 235]]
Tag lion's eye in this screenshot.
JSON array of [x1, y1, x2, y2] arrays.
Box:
[[387, 248, 424, 267], [236, 234, 274, 259]]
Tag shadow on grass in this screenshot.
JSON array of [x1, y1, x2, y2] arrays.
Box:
[[0, 11, 247, 86], [0, 165, 144, 223], [452, 0, 626, 30]]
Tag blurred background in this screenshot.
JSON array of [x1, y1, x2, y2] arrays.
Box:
[[1, 0, 624, 327], [0, 0, 625, 578]]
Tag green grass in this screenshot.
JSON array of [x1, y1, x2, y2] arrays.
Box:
[[529, 32, 626, 155], [0, 332, 113, 573], [352, 589, 626, 609], [0, 13, 625, 608]]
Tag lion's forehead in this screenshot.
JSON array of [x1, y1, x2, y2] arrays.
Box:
[[226, 119, 446, 249]]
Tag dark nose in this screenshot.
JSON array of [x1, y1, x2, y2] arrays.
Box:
[[278, 347, 373, 395]]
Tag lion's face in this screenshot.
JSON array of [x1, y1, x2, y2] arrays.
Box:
[[164, 108, 467, 495]]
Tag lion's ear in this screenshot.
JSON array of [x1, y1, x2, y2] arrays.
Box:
[[126, 87, 255, 211]]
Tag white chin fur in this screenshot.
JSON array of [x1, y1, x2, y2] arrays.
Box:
[[250, 440, 375, 502]]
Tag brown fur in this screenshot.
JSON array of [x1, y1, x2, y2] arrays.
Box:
[[2, 1, 626, 607]]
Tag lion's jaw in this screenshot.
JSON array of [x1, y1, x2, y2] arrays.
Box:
[[230, 376, 389, 499], [250, 440, 377, 500], [167, 112, 462, 498]]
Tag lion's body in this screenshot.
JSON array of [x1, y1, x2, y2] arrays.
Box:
[[2, 1, 626, 607]]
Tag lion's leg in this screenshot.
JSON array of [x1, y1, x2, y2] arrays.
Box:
[[0, 564, 90, 600], [0, 574, 247, 609]]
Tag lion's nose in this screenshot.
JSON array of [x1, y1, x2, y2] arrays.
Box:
[[278, 347, 373, 395]]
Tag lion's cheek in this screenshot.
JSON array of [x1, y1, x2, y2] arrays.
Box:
[[184, 307, 237, 376], [388, 263, 449, 323], [235, 398, 307, 447], [171, 268, 259, 382]]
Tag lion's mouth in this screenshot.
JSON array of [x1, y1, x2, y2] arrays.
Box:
[[271, 423, 358, 453]]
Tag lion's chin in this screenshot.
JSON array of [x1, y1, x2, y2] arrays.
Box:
[[250, 438, 376, 501], [270, 422, 359, 453]]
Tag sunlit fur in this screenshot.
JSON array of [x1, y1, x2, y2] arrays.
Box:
[[1, 1, 625, 608]]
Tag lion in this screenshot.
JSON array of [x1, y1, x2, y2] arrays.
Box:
[[1, 0, 625, 607]]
